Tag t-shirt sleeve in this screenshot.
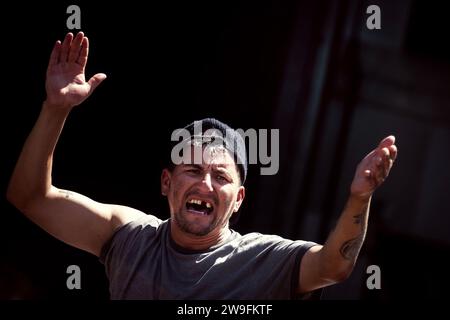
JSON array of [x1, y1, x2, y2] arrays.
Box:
[[99, 214, 162, 279], [277, 238, 321, 300], [241, 234, 320, 299], [291, 242, 323, 300]]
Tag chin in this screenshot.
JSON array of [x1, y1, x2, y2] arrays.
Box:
[[175, 214, 215, 236], [182, 224, 213, 237]]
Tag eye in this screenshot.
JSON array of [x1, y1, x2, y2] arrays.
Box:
[[216, 175, 229, 183]]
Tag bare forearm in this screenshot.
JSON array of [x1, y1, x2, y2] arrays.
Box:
[[7, 102, 70, 206], [298, 137, 396, 293], [319, 195, 371, 280]]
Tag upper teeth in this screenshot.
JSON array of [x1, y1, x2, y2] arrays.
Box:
[[188, 199, 212, 208]]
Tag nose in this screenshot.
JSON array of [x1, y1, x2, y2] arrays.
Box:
[[200, 173, 214, 192]]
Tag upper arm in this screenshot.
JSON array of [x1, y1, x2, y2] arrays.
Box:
[[22, 186, 146, 257], [298, 245, 337, 294]]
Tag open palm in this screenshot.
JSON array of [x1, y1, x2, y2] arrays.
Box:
[[350, 136, 398, 199], [45, 32, 106, 109]]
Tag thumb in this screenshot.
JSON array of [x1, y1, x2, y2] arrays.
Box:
[[88, 73, 107, 93]]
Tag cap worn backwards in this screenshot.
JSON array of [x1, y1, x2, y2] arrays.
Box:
[[182, 118, 247, 184]]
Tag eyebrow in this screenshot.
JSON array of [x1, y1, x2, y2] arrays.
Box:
[[183, 164, 203, 170], [184, 164, 232, 175]]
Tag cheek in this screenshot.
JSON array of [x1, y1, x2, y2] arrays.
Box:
[[171, 182, 183, 202], [170, 174, 198, 200], [219, 189, 236, 210], [168, 177, 187, 207]]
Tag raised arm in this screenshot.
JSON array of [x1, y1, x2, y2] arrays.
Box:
[[6, 32, 145, 257], [298, 136, 398, 294]]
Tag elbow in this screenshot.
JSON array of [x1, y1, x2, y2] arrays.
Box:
[[6, 181, 40, 212], [6, 181, 18, 205], [326, 265, 354, 284], [6, 182, 26, 211], [317, 248, 357, 284], [332, 267, 353, 283], [319, 263, 354, 285]]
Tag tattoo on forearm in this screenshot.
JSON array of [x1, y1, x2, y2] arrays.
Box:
[[339, 235, 364, 260], [353, 213, 365, 232], [335, 202, 370, 260], [58, 190, 73, 199], [352, 203, 369, 232], [353, 214, 363, 224]]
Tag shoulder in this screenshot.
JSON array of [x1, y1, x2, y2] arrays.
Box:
[[231, 231, 316, 252], [110, 205, 159, 230], [100, 213, 166, 261], [112, 212, 165, 237], [237, 231, 311, 246]]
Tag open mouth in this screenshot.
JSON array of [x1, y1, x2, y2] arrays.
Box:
[[185, 198, 214, 215]]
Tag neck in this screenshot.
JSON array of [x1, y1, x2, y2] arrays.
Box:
[[170, 220, 232, 251]]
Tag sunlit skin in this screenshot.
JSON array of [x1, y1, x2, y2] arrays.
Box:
[[45, 32, 106, 109], [350, 135, 397, 200], [161, 146, 245, 250], [6, 31, 400, 296]]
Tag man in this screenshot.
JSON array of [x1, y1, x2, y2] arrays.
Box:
[[7, 32, 397, 299]]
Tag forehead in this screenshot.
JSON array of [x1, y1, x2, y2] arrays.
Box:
[[180, 144, 237, 170]]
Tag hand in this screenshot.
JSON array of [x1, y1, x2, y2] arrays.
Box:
[[350, 136, 398, 200], [45, 32, 106, 110]]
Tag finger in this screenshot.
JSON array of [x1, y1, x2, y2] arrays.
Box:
[[380, 148, 391, 177], [388, 144, 398, 161], [48, 40, 62, 69], [68, 31, 84, 63], [368, 152, 385, 187], [88, 73, 107, 93], [60, 33, 73, 63], [364, 170, 378, 189], [374, 156, 385, 185], [378, 135, 395, 149], [373, 147, 395, 185], [77, 37, 89, 67]]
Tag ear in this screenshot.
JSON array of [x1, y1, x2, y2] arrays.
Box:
[[161, 169, 172, 196], [233, 186, 246, 212]]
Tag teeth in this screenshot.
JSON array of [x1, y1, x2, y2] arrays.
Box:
[[187, 198, 213, 209], [188, 199, 202, 205]]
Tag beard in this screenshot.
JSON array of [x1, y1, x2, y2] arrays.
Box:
[[173, 209, 220, 236]]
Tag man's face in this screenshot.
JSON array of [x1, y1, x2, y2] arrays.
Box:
[[161, 146, 245, 236]]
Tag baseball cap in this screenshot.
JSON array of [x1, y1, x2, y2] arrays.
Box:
[[170, 118, 248, 184]]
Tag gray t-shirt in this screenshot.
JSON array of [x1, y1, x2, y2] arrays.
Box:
[[100, 214, 318, 300]]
